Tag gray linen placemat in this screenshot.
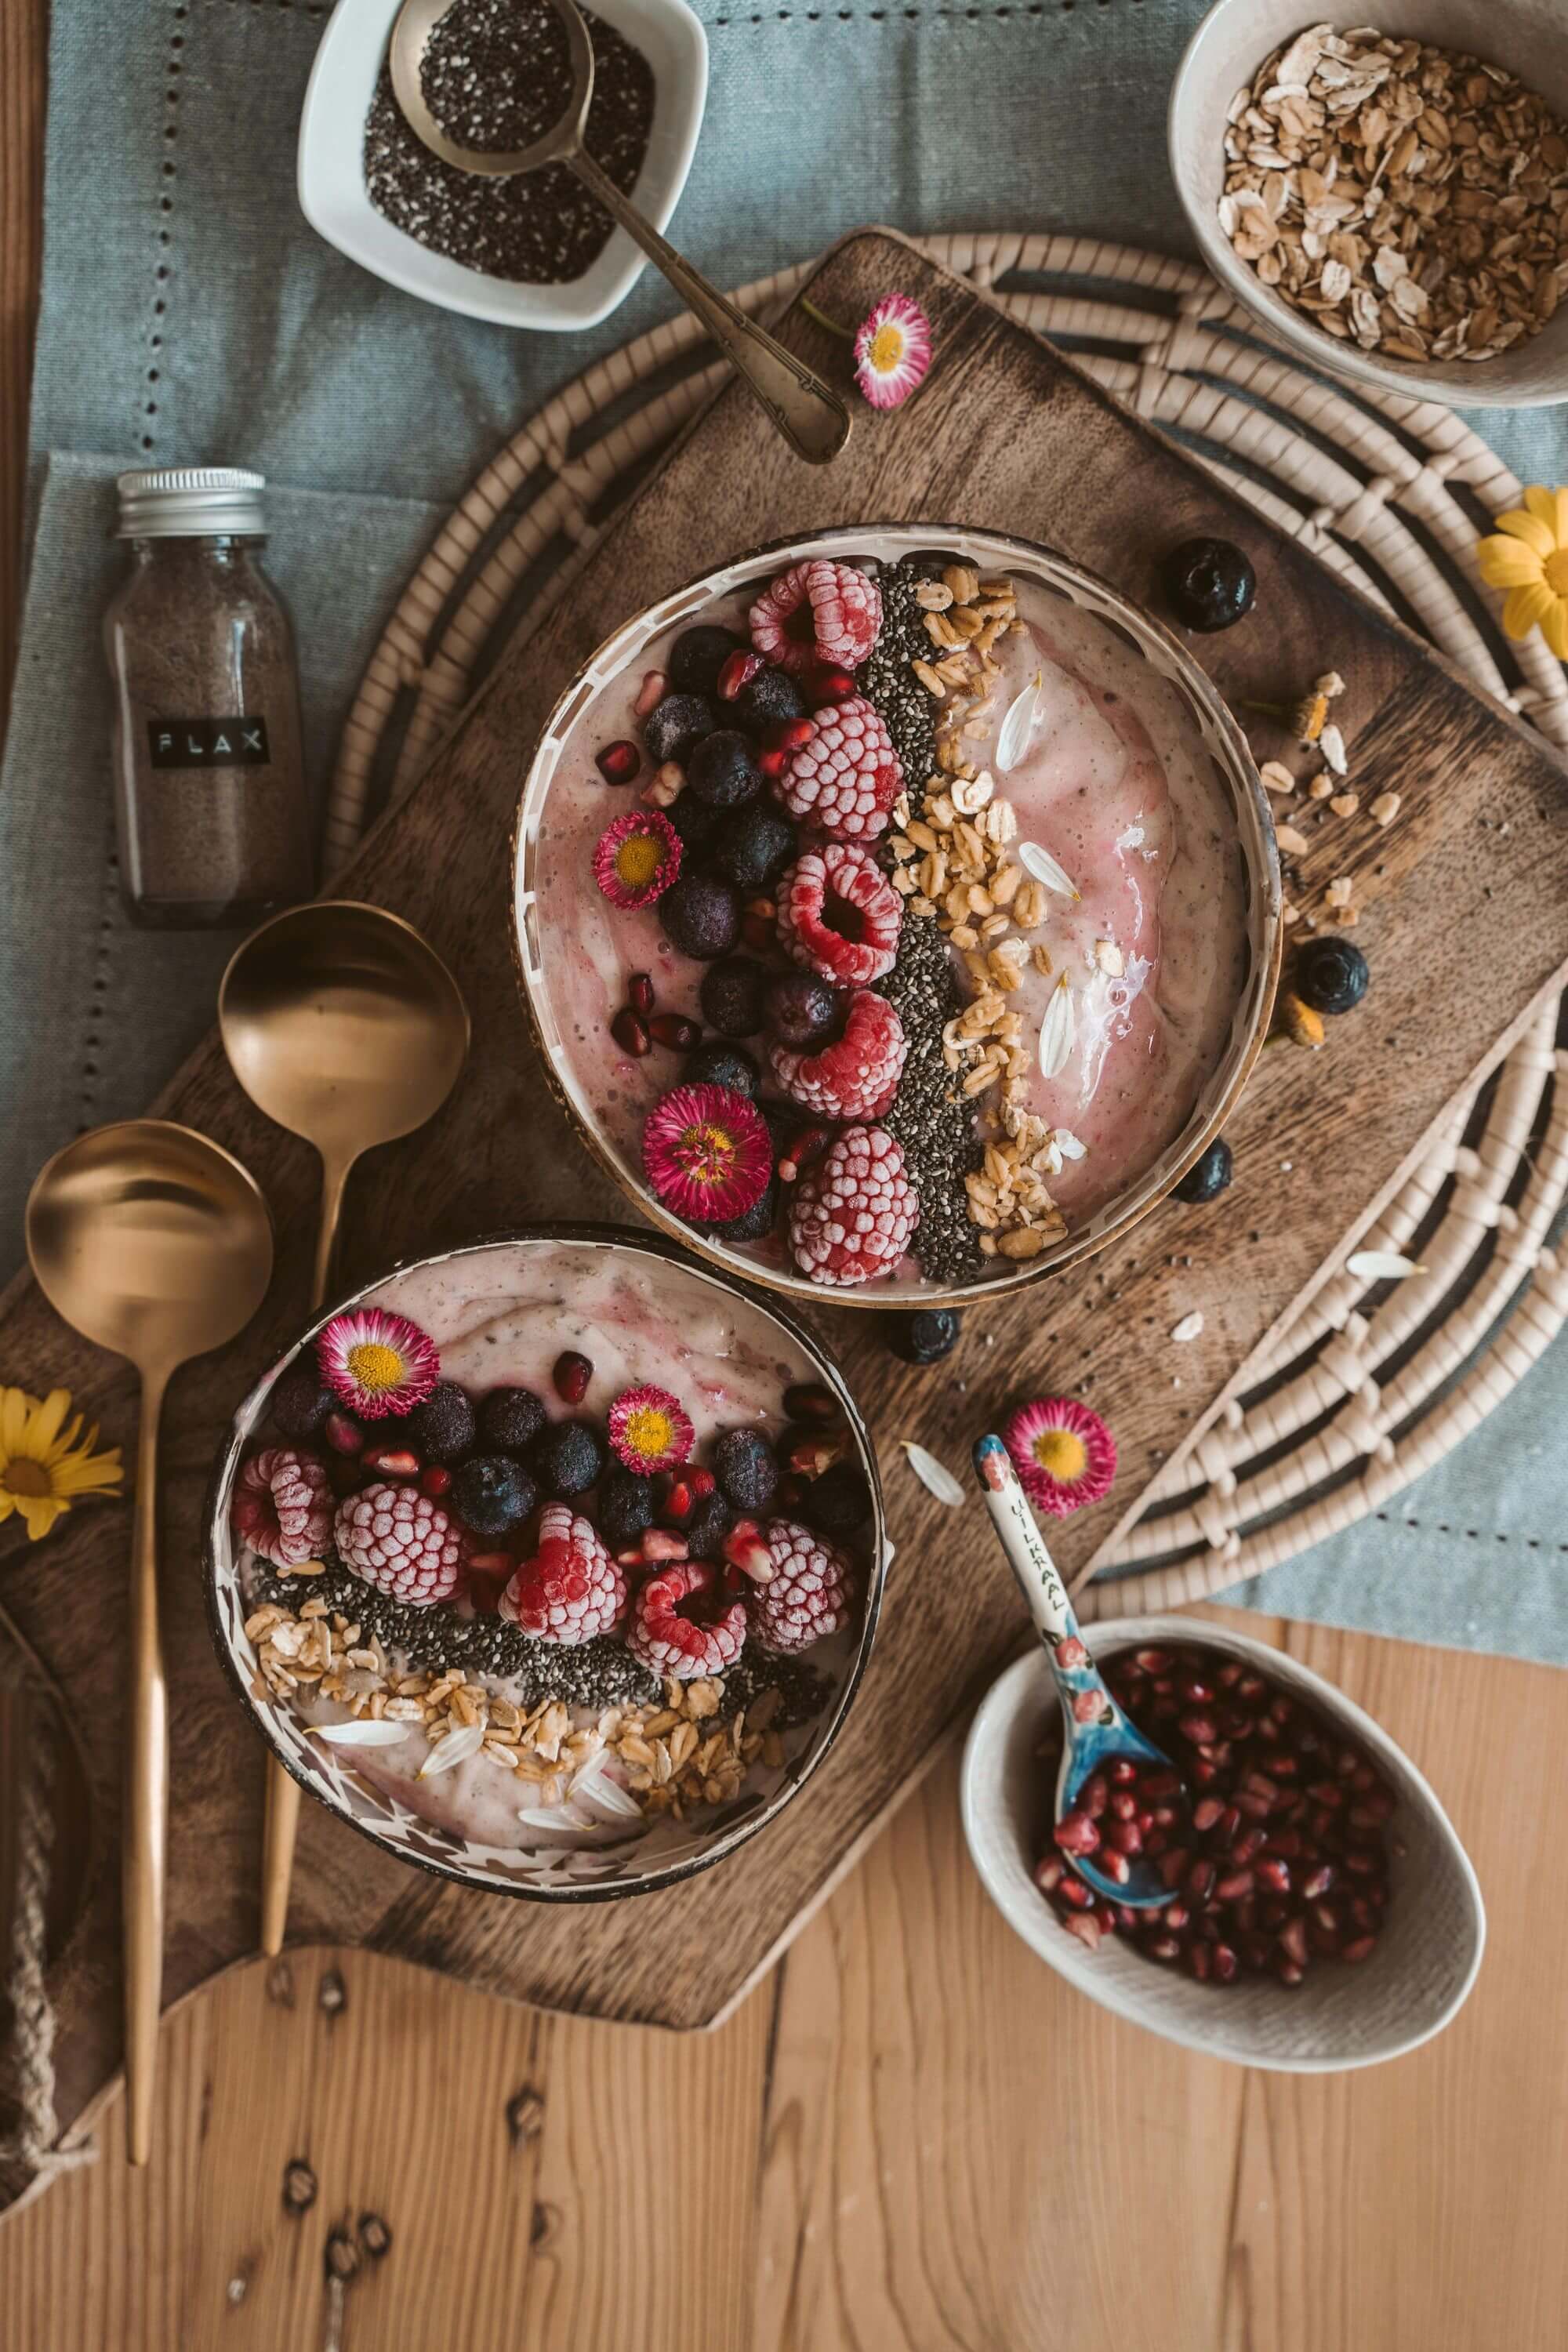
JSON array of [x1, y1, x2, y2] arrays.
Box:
[[5, 0, 1566, 1662]]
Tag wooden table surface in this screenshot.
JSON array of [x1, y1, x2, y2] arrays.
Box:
[[4, 10, 1568, 2345]]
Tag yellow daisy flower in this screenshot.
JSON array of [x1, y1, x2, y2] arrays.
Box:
[[1476, 486, 1568, 659], [0, 1385, 123, 1543]]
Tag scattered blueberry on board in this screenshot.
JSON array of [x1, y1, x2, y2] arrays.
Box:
[[890, 1308, 961, 1364], [1294, 935, 1370, 1016], [1174, 1138, 1232, 1205], [1161, 537, 1257, 634]]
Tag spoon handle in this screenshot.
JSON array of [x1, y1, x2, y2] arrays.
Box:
[[125, 1370, 170, 2165], [972, 1433, 1079, 1648], [565, 148, 851, 466]]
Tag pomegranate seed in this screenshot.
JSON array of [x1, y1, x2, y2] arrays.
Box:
[[1264, 1828, 1302, 1858], [1179, 1673, 1217, 1704], [766, 717, 816, 753], [1213, 1805, 1243, 1848], [324, 1410, 365, 1456], [1054, 1810, 1101, 1857], [553, 1350, 593, 1404], [758, 746, 789, 781], [1193, 1796, 1225, 1833], [1033, 1854, 1065, 1894], [689, 1467, 716, 1501], [1108, 1791, 1138, 1822], [611, 1006, 652, 1057], [1099, 1850, 1132, 1886], [1256, 1857, 1292, 1895], [787, 1433, 841, 1479], [1139, 1769, 1182, 1800], [1145, 1828, 1170, 1858], [1188, 1859, 1217, 1900], [776, 1125, 834, 1183], [1135, 1809, 1156, 1834], [1104, 1820, 1143, 1857], [1143, 1935, 1182, 1963], [1159, 1849, 1192, 1889], [1234, 1789, 1273, 1820], [661, 1479, 695, 1523], [740, 909, 774, 953], [648, 1012, 700, 1051], [1189, 1759, 1220, 1788], [1058, 1874, 1094, 1911], [801, 662, 856, 702], [361, 1444, 419, 1477], [1107, 1756, 1138, 1784], [1276, 1960, 1305, 1988], [1349, 1793, 1396, 1828], [1300, 1864, 1336, 1901], [723, 1518, 775, 1583], [783, 1381, 837, 1425], [420, 1464, 452, 1497], [1211, 1944, 1240, 1984], [1134, 1647, 1171, 1671], [1080, 1773, 1109, 1819], [1214, 1868, 1254, 1902], [634, 667, 670, 717], [640, 1528, 689, 1563], [1349, 1896, 1381, 1933], [466, 1550, 512, 1579], [627, 971, 655, 1014], [1217, 1661, 1247, 1688], [1278, 1917, 1308, 1967], [1340, 1935, 1377, 1963], [1179, 1712, 1218, 1746], [1061, 1911, 1102, 1951], [717, 649, 764, 700], [1187, 1942, 1212, 1982], [1261, 1750, 1301, 1780], [595, 738, 641, 784], [1307, 1780, 1345, 1809], [1163, 1900, 1190, 1931], [1343, 1849, 1381, 1879]]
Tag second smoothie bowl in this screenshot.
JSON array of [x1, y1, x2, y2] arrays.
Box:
[[205, 1228, 886, 1900], [513, 524, 1281, 1308]]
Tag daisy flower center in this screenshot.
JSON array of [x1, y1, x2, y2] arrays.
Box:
[[616, 834, 662, 887], [677, 1120, 739, 1187], [869, 322, 906, 373], [1033, 1429, 1087, 1480], [621, 1406, 674, 1461], [4, 1458, 52, 1498], [1545, 548, 1568, 596], [347, 1341, 408, 1395]]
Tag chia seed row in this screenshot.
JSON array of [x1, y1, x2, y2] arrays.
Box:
[[862, 561, 986, 1283]]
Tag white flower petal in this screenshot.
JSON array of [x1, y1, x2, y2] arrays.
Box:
[[901, 1440, 965, 1508], [1319, 723, 1348, 776], [310, 1718, 409, 1748], [996, 671, 1043, 774], [1054, 1129, 1087, 1160], [418, 1719, 486, 1778], [1171, 1310, 1205, 1343], [1347, 1249, 1425, 1282], [1018, 840, 1080, 899], [1039, 978, 1077, 1080]]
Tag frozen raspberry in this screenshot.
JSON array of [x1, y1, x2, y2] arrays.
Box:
[[748, 1518, 853, 1653], [333, 1482, 466, 1605], [231, 1446, 333, 1568], [749, 560, 882, 675], [778, 844, 902, 986], [775, 697, 902, 841], [627, 1558, 747, 1681], [769, 990, 907, 1120], [499, 1503, 626, 1645], [789, 1125, 919, 1288]]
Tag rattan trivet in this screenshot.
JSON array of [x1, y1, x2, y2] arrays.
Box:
[[324, 230, 1568, 1613]]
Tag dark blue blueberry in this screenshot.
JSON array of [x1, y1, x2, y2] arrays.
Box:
[[699, 955, 769, 1038], [451, 1454, 536, 1537], [710, 803, 797, 891], [1294, 935, 1370, 1016], [765, 971, 840, 1048], [684, 1041, 760, 1097], [734, 665, 808, 731], [661, 871, 741, 960], [687, 728, 763, 810], [804, 1461, 873, 1534], [1161, 537, 1256, 633], [670, 625, 744, 695], [528, 1419, 606, 1499], [407, 1380, 477, 1462], [695, 1177, 779, 1244], [599, 1463, 655, 1549], [270, 1362, 334, 1440], [666, 789, 723, 855], [645, 692, 718, 767], [891, 1308, 960, 1365], [476, 1386, 549, 1454], [1173, 1138, 1232, 1204], [712, 1428, 780, 1513], [683, 1490, 733, 1559]]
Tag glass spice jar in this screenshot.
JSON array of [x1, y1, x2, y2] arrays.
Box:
[[104, 466, 314, 927]]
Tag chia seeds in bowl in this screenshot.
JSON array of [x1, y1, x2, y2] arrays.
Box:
[[205, 1227, 884, 1902], [510, 524, 1283, 1308]]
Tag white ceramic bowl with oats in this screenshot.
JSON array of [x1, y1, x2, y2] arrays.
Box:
[[205, 1227, 886, 1901], [1170, 0, 1568, 407], [511, 524, 1281, 1308], [961, 1617, 1485, 2071]]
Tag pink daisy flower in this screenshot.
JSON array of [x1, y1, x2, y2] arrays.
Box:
[[853, 294, 932, 411], [608, 1384, 695, 1475], [642, 1083, 773, 1225], [317, 1307, 440, 1421], [593, 809, 682, 909], [1003, 1397, 1116, 1518]]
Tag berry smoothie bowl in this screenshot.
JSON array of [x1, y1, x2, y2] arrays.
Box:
[[512, 524, 1281, 1308], [205, 1229, 887, 1900]]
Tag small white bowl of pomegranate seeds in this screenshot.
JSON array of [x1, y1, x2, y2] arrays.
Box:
[[961, 1617, 1485, 2071]]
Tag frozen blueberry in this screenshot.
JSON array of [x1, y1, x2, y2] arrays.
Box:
[[683, 1490, 734, 1559], [734, 665, 808, 732], [407, 1380, 477, 1462], [451, 1454, 536, 1537], [694, 1177, 779, 1245], [529, 1419, 606, 1498], [1294, 935, 1370, 1016], [599, 1462, 655, 1549], [1161, 537, 1256, 633], [687, 729, 762, 810], [477, 1385, 549, 1454], [666, 789, 723, 855], [670, 625, 744, 695], [890, 1308, 960, 1365], [765, 971, 840, 1049], [661, 871, 741, 960], [685, 1041, 760, 1096], [1173, 1138, 1232, 1204], [645, 692, 718, 767], [710, 803, 797, 892], [699, 955, 769, 1038], [804, 1461, 873, 1534], [270, 1361, 334, 1441], [713, 1427, 780, 1513]]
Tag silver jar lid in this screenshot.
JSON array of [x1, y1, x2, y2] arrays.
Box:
[[114, 466, 267, 538]]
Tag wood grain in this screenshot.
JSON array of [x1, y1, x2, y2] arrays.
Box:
[[0, 0, 43, 710], [4, 230, 1568, 2172], [5, 1609, 1568, 2352]]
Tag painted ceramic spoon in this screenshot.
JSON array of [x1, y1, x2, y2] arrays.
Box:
[[972, 1433, 1184, 1911]]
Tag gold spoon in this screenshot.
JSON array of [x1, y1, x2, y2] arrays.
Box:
[[388, 0, 851, 466], [26, 1121, 274, 2166], [218, 901, 470, 1955]]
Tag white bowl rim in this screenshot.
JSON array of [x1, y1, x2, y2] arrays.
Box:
[[296, 0, 709, 332], [1168, 0, 1568, 410], [960, 1615, 1487, 2072]]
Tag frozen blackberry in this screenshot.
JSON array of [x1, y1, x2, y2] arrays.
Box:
[[684, 1041, 760, 1097], [890, 1308, 960, 1365], [683, 1490, 733, 1559], [1173, 1138, 1233, 1204], [599, 1461, 655, 1549], [734, 665, 808, 732], [713, 1427, 780, 1512], [407, 1379, 477, 1462], [804, 1461, 872, 1534], [766, 970, 840, 1049], [661, 870, 740, 960], [670, 625, 743, 695], [710, 802, 797, 891], [529, 1419, 607, 1498], [1295, 935, 1370, 1016], [699, 955, 768, 1038], [451, 1454, 537, 1537], [1161, 537, 1256, 633], [695, 1177, 779, 1244], [270, 1361, 333, 1441], [477, 1385, 549, 1454], [644, 692, 718, 767], [688, 729, 763, 810], [666, 789, 722, 855]]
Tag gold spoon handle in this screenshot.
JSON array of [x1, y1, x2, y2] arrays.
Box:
[[259, 1154, 354, 1958], [565, 148, 851, 467], [125, 1369, 169, 2165]]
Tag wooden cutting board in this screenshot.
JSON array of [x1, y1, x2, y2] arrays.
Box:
[[5, 230, 1568, 2172]]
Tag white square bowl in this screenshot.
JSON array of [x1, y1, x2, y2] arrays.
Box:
[[297, 0, 709, 331]]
